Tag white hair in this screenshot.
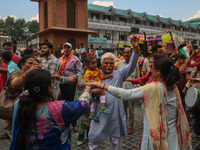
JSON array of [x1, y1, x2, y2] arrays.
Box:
[[101, 52, 116, 64]]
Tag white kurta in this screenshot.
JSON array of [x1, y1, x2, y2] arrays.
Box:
[[88, 52, 139, 142]]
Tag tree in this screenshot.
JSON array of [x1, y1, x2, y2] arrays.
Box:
[[0, 16, 39, 41], [27, 20, 39, 34]]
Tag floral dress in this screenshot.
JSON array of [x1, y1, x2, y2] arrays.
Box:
[[60, 72, 90, 134], [10, 92, 90, 150]]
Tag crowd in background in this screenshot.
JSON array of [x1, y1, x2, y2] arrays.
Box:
[[0, 38, 199, 150]]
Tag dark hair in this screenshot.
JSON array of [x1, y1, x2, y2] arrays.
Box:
[[24, 49, 33, 56], [81, 43, 84, 45], [84, 55, 96, 64], [12, 40, 17, 45], [17, 55, 35, 69], [175, 53, 186, 62], [42, 42, 53, 49], [17, 69, 54, 150], [153, 54, 180, 90], [0, 50, 12, 62], [3, 42, 12, 47], [151, 44, 162, 53]]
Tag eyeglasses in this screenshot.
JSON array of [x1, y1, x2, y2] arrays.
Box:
[[149, 64, 156, 69]]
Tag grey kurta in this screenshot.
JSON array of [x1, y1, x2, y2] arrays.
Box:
[[88, 52, 139, 142], [107, 83, 180, 150]]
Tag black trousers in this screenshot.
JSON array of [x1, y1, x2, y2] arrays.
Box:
[[192, 107, 200, 134], [60, 83, 76, 101]]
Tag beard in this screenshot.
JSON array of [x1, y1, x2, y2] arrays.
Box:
[[42, 51, 50, 56]]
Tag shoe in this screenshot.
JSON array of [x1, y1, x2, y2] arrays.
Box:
[[128, 128, 134, 135], [100, 107, 110, 114], [77, 140, 84, 146], [89, 114, 99, 122]]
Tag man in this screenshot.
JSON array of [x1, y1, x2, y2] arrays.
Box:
[[129, 44, 165, 84], [80, 43, 86, 54], [58, 42, 82, 100], [0, 50, 20, 78], [12, 40, 21, 57], [75, 44, 81, 60], [184, 54, 200, 135], [88, 36, 139, 149], [152, 44, 164, 54], [0, 42, 20, 91], [117, 47, 140, 135], [97, 46, 105, 68], [41, 42, 60, 99], [55, 46, 62, 59]]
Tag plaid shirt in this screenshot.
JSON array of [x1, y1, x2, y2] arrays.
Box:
[[42, 54, 60, 92]]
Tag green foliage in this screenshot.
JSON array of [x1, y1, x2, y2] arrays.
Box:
[[0, 16, 39, 41]]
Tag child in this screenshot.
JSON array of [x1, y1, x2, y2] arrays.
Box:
[[84, 55, 113, 121]]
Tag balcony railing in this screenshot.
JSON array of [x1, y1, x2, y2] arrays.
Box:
[[88, 18, 200, 36]]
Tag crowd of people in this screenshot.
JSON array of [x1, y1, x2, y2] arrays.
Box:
[[0, 35, 198, 149]]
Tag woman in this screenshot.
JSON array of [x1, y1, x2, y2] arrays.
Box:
[[0, 55, 41, 140], [53, 65, 90, 146], [10, 69, 91, 150], [87, 55, 191, 150]]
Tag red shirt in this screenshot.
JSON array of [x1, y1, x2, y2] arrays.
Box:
[[0, 53, 20, 90]]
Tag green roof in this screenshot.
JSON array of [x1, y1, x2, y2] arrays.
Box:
[[88, 4, 200, 28], [191, 24, 198, 28], [147, 15, 158, 20], [172, 19, 181, 24], [132, 11, 145, 18], [88, 4, 110, 12], [160, 17, 171, 22], [115, 8, 129, 15], [187, 18, 200, 23], [182, 22, 190, 26]]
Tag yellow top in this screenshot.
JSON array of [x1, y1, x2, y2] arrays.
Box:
[[84, 68, 105, 84]]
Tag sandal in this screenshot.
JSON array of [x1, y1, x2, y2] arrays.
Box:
[[0, 132, 9, 140], [100, 107, 110, 114], [89, 114, 99, 122]]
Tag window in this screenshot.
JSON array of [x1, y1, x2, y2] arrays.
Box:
[[103, 15, 111, 21], [103, 33, 111, 40], [92, 13, 99, 20], [162, 24, 166, 28], [119, 35, 127, 41], [119, 17, 127, 22], [135, 20, 140, 24], [91, 33, 99, 37], [149, 22, 154, 26], [44, 1, 48, 29], [67, 0, 76, 28]]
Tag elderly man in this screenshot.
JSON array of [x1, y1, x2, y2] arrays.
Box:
[[117, 47, 140, 135], [58, 42, 82, 101], [88, 37, 139, 150]]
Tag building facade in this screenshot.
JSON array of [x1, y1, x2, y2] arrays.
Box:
[[31, 0, 95, 52], [88, 4, 200, 48]]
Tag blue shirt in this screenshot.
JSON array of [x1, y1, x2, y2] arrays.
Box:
[[98, 49, 104, 59], [7, 60, 20, 78]]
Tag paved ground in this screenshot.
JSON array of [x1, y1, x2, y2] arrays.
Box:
[[0, 101, 200, 150]]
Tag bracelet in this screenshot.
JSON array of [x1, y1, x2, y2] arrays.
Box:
[[102, 84, 106, 90], [85, 87, 91, 90]]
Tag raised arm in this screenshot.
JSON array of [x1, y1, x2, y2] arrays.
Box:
[[118, 36, 139, 81]]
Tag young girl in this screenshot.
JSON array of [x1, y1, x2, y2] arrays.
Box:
[[84, 55, 113, 121]]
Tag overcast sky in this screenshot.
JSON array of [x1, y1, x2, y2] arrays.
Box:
[[1, 0, 200, 22]]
